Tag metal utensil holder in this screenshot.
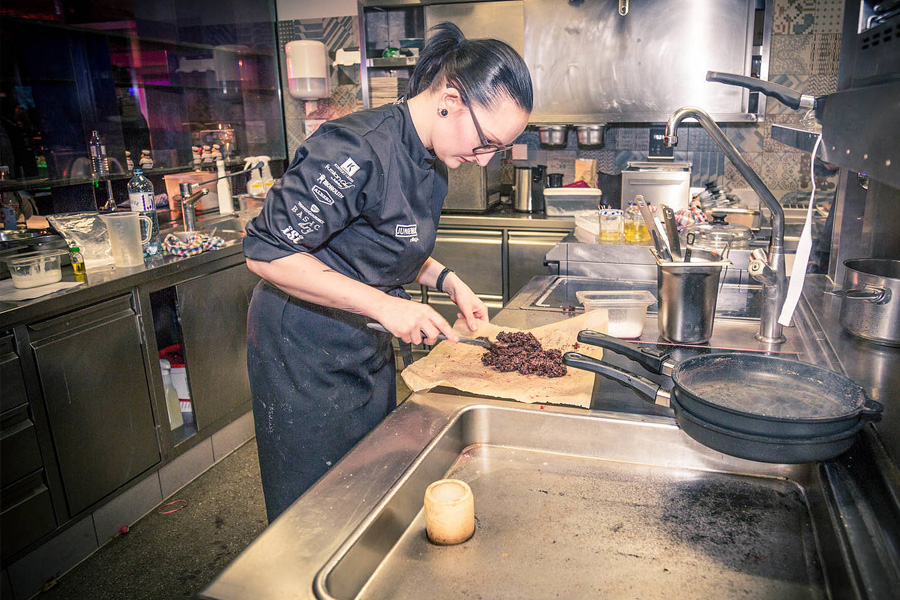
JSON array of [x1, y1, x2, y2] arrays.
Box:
[[657, 249, 724, 344]]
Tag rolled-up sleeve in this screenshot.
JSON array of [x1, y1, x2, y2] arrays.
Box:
[[244, 127, 383, 262]]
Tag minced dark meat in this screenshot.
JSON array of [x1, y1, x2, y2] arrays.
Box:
[[480, 331, 567, 378]]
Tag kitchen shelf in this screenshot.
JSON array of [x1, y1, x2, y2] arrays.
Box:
[[2, 16, 277, 58], [113, 81, 278, 94], [366, 56, 418, 68], [0, 162, 245, 193]]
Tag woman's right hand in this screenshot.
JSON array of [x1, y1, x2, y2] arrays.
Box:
[[374, 296, 459, 345]]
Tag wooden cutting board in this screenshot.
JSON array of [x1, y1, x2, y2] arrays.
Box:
[[401, 312, 607, 408]]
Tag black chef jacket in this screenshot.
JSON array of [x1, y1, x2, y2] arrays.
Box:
[[244, 99, 447, 288], [244, 100, 449, 522]]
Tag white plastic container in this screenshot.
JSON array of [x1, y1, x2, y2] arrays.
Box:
[[285, 40, 331, 100], [3, 250, 67, 289], [543, 188, 604, 216], [576, 290, 656, 339]]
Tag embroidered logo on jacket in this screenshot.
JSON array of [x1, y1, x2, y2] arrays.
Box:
[[311, 185, 335, 206], [395, 223, 419, 243], [339, 157, 360, 178], [324, 164, 355, 189], [314, 174, 343, 200]]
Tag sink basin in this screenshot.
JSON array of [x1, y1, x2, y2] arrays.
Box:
[[313, 401, 851, 600]]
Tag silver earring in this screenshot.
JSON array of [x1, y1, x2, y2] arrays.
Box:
[[439, 108, 448, 117]]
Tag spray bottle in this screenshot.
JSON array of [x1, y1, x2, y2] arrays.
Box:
[[216, 159, 233, 214], [244, 157, 266, 197], [257, 156, 274, 193]]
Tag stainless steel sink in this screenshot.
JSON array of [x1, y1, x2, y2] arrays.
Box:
[[313, 401, 853, 600]]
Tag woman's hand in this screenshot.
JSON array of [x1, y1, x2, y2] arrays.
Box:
[[442, 273, 489, 332], [373, 295, 459, 345]]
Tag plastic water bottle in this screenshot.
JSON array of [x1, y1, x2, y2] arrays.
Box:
[[127, 169, 161, 256], [88, 130, 109, 175]]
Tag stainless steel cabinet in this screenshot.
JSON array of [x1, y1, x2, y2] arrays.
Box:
[[176, 265, 259, 430], [426, 292, 503, 324], [430, 229, 504, 297], [28, 296, 160, 517], [0, 334, 56, 561], [507, 230, 570, 298]]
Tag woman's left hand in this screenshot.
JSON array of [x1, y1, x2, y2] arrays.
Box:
[[442, 273, 489, 332]]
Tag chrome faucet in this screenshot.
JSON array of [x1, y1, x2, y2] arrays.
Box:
[[664, 107, 786, 344], [178, 183, 209, 233]]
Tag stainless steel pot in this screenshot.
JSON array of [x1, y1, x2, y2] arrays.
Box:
[[840, 258, 900, 347], [537, 126, 567, 146], [576, 125, 605, 146]]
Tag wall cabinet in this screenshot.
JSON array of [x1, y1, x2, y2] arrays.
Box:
[[28, 296, 160, 517]]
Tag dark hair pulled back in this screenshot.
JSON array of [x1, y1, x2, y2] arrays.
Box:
[[408, 22, 533, 113]]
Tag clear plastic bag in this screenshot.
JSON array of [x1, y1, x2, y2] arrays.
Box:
[[47, 212, 114, 270]]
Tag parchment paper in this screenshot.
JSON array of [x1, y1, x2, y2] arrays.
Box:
[[401, 312, 607, 408]]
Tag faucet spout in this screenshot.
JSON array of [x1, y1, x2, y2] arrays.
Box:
[[178, 183, 209, 233], [664, 106, 786, 343]]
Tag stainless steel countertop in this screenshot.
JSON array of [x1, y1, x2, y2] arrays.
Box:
[[439, 205, 575, 230], [201, 274, 900, 600], [0, 220, 245, 328]]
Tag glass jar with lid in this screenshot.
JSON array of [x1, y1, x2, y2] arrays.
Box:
[[598, 208, 623, 243], [624, 203, 652, 243], [681, 212, 752, 253]]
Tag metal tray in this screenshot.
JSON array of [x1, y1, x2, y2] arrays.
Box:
[[314, 404, 840, 600]]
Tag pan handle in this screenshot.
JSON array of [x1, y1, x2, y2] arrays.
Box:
[[563, 352, 671, 407], [859, 395, 885, 420], [706, 71, 812, 110], [843, 286, 890, 304], [577, 330, 672, 376]]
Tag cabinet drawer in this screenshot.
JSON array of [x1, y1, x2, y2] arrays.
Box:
[[1, 334, 28, 413], [1, 471, 56, 561], [1, 404, 43, 488]]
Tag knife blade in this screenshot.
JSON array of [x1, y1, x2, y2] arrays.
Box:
[[366, 322, 497, 350]]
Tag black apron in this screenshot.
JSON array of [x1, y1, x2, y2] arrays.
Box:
[[244, 100, 446, 521]]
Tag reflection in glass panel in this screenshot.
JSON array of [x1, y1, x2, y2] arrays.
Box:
[[0, 0, 284, 205]]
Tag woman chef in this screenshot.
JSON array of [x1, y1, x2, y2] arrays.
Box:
[[244, 22, 533, 521]]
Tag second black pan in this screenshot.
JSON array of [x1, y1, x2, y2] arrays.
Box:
[[571, 331, 883, 439], [562, 351, 874, 464]]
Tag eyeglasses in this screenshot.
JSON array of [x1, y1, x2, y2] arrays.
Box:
[[467, 103, 514, 156]]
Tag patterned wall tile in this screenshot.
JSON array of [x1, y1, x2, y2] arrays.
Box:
[[814, 0, 845, 34], [687, 125, 720, 153], [615, 126, 649, 152], [760, 151, 803, 192], [810, 33, 841, 75], [595, 149, 617, 175], [689, 151, 727, 187], [725, 125, 765, 153], [806, 73, 838, 95], [772, 0, 816, 34], [724, 152, 764, 189], [770, 35, 813, 75]]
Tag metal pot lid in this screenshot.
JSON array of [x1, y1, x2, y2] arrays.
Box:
[[671, 353, 882, 423], [682, 212, 752, 247]]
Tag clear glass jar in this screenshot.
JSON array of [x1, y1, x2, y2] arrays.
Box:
[[598, 209, 623, 243], [624, 203, 651, 243]]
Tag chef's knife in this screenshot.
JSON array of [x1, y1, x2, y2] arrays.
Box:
[[366, 322, 498, 350]]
